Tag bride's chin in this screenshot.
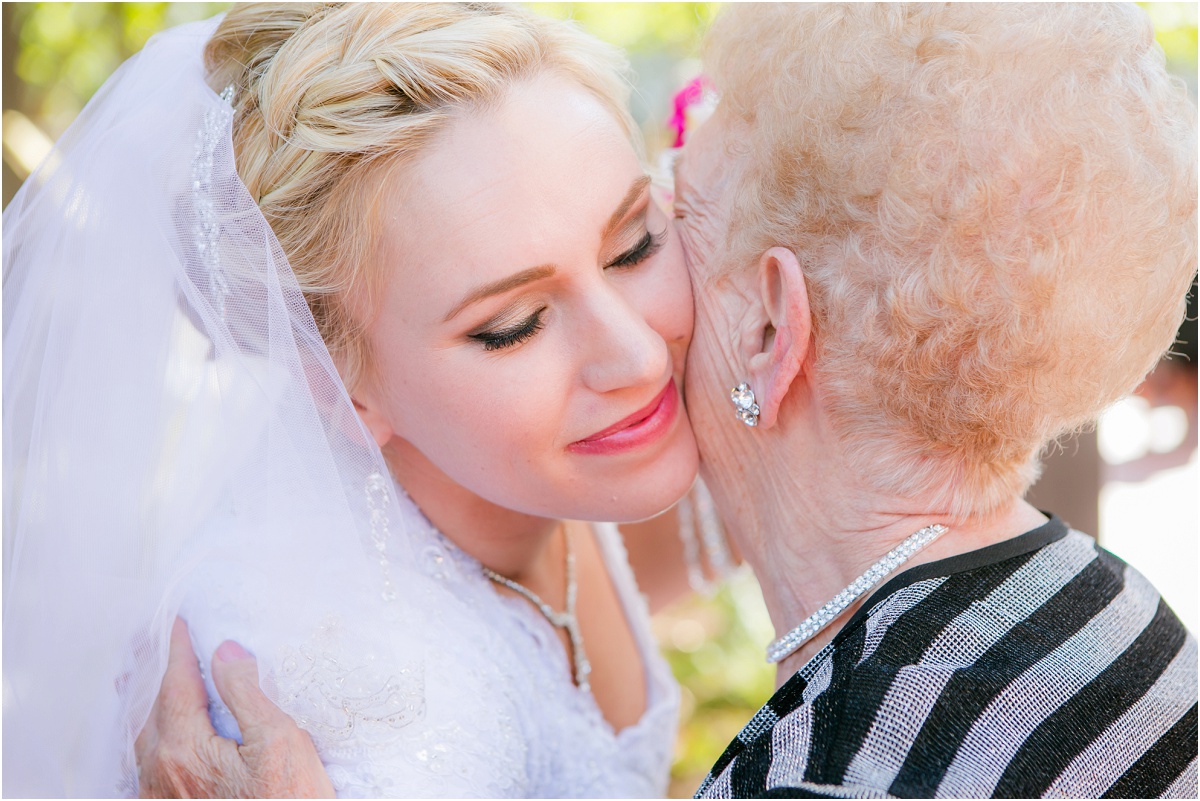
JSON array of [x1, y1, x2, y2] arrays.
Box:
[[589, 438, 700, 524]]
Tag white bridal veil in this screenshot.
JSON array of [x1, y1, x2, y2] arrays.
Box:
[[2, 17, 466, 795]]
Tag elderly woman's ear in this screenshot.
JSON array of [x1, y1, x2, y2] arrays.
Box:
[[744, 246, 811, 429]]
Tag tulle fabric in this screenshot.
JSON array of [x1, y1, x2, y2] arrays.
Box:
[[2, 18, 429, 796]]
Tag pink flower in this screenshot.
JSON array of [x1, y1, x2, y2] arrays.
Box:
[[667, 75, 714, 148]]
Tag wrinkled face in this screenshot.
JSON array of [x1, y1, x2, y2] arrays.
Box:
[[672, 113, 744, 455], [359, 72, 698, 523]]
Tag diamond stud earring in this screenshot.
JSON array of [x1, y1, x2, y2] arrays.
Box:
[[730, 382, 760, 427]]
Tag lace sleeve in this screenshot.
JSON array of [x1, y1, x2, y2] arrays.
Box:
[[179, 535, 540, 799]]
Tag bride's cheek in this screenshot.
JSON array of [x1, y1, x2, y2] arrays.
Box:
[[651, 268, 696, 354], [654, 229, 696, 341]]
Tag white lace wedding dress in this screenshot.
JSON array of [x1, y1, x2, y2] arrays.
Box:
[[180, 508, 679, 798]]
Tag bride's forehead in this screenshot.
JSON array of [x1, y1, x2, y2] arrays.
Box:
[[426, 78, 633, 190], [383, 104, 638, 235], [369, 150, 642, 303]]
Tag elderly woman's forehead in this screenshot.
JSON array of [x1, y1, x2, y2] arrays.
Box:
[[677, 118, 726, 189], [670, 147, 688, 189], [672, 147, 701, 203]]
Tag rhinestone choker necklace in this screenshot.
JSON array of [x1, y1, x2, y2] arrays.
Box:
[[766, 523, 948, 664], [482, 526, 592, 693]]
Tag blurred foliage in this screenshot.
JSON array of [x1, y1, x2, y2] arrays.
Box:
[[653, 571, 776, 797], [536, 3, 718, 154], [537, 2, 717, 56], [2, 3, 1196, 797], [7, 3, 227, 137], [6, 2, 1195, 154], [1142, 2, 1199, 65], [4, 2, 718, 141]]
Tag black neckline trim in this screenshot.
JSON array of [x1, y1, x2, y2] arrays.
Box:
[[832, 514, 1070, 646]]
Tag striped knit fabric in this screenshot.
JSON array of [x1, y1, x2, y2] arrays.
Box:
[[696, 517, 1198, 799]]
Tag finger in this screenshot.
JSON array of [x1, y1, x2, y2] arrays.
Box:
[[136, 619, 220, 797], [210, 641, 299, 738], [157, 617, 216, 737], [208, 643, 335, 798], [138, 722, 254, 799], [134, 694, 161, 761]]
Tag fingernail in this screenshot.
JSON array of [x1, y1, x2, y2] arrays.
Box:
[[215, 640, 251, 663]]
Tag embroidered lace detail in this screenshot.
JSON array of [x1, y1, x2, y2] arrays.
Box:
[[181, 513, 677, 798], [275, 616, 426, 745]]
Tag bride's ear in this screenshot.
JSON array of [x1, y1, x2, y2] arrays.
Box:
[[746, 247, 811, 429], [350, 390, 396, 448]]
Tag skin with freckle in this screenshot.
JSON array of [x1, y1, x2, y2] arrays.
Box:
[[354, 72, 699, 559]]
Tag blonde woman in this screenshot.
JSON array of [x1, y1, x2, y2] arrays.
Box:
[[139, 3, 1197, 799], [3, 4, 724, 797]]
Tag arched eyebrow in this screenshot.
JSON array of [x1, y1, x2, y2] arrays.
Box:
[[443, 175, 653, 324], [442, 264, 556, 323], [603, 175, 652, 239]]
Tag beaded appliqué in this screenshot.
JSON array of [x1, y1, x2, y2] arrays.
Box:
[[274, 616, 425, 745], [192, 85, 234, 319], [365, 471, 399, 602]]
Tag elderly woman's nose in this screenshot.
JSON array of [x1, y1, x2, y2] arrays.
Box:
[[578, 293, 670, 394]]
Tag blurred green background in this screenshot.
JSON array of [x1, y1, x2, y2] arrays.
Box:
[[2, 4, 1195, 798]]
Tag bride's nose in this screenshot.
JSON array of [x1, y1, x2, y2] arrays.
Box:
[[578, 289, 670, 395]]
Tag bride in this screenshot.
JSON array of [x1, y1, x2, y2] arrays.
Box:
[[3, 4, 722, 797]]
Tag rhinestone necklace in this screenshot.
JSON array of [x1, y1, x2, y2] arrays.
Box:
[[766, 524, 948, 664], [482, 526, 592, 693]]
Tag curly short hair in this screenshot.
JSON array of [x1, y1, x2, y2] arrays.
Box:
[[206, 3, 634, 391], [706, 3, 1197, 517]]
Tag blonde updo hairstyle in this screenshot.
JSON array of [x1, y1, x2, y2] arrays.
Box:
[[205, 2, 635, 391], [706, 3, 1197, 518]]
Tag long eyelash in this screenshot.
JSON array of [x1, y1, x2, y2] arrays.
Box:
[[607, 228, 667, 269], [470, 309, 546, 351]]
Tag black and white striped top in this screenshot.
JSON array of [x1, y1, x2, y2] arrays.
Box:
[[697, 517, 1198, 799]]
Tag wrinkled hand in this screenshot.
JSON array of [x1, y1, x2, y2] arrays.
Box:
[[135, 618, 335, 798]]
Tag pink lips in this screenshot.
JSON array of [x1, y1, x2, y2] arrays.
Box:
[[569, 380, 679, 456]]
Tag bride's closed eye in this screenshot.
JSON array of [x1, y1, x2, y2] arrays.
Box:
[[470, 224, 666, 353], [606, 227, 667, 270], [470, 307, 548, 351]]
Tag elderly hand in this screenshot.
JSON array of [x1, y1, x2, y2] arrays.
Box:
[[135, 618, 334, 798]]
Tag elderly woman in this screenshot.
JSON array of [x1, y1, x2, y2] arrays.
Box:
[[676, 4, 1196, 797], [138, 3, 1196, 798]]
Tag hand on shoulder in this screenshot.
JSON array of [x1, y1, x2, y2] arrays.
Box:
[[135, 618, 333, 798]]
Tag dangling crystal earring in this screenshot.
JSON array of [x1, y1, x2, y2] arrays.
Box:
[[730, 382, 760, 427]]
